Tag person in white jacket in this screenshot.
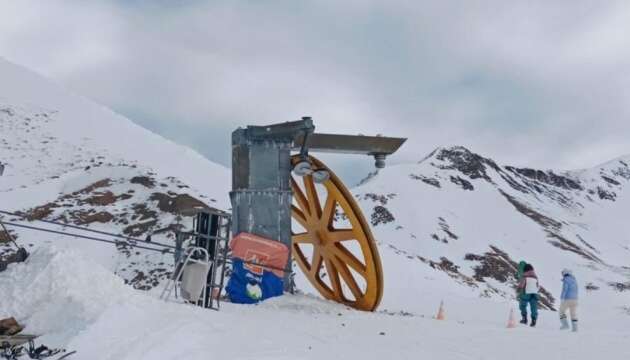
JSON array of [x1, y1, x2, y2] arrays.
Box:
[[517, 263, 540, 327]]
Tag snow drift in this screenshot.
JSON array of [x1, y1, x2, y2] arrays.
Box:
[[0, 246, 134, 344]]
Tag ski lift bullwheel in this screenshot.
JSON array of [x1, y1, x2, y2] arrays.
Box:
[[290, 155, 383, 311]]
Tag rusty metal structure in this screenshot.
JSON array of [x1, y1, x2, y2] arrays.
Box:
[[230, 117, 405, 311]]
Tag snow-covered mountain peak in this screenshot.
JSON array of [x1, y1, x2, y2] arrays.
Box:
[[419, 145, 500, 182], [353, 145, 630, 310]]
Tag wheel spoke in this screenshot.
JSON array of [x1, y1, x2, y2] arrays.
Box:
[[327, 229, 355, 242], [322, 194, 336, 226], [332, 256, 363, 300], [292, 243, 309, 269], [303, 176, 322, 219], [291, 205, 309, 229], [291, 177, 311, 216], [335, 195, 361, 229], [332, 243, 367, 276], [293, 232, 313, 244], [324, 258, 343, 297], [311, 247, 323, 276]]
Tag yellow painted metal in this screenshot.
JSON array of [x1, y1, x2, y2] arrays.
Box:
[[290, 155, 383, 311]]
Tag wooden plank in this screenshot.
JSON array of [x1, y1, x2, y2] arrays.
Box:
[[0, 334, 38, 346]]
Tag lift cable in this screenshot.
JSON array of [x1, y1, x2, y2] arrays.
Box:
[[1, 211, 290, 273], [0, 209, 176, 250], [0, 220, 172, 254]]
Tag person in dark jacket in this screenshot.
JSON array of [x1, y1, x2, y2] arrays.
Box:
[[516, 260, 527, 302], [517, 263, 540, 327], [559, 268, 579, 332]]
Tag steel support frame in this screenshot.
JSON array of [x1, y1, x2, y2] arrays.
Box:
[[170, 209, 232, 310]]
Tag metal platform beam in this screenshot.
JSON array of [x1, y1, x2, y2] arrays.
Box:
[[293, 133, 406, 155]]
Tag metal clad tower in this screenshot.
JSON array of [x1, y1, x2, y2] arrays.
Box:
[[230, 118, 315, 288]]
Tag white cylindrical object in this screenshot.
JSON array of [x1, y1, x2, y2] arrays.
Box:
[[180, 262, 211, 303]]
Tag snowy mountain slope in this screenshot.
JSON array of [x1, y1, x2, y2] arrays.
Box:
[[0, 56, 230, 286], [0, 57, 230, 203], [2, 56, 630, 359], [352, 146, 630, 314]]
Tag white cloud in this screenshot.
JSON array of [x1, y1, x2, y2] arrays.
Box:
[[1, 0, 629, 182]]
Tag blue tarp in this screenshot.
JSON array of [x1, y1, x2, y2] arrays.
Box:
[[226, 259, 284, 304]]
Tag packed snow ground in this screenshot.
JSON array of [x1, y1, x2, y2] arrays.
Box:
[[2, 247, 630, 360]]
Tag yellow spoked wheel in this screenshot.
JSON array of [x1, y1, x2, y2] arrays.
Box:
[[290, 155, 383, 311]]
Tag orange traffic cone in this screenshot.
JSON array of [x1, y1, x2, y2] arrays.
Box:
[[506, 308, 516, 328], [436, 300, 446, 320]]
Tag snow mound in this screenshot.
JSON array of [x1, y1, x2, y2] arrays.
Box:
[[0, 246, 134, 343], [256, 293, 354, 315]]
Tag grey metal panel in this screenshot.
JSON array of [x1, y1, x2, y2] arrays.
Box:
[[249, 143, 280, 189], [230, 191, 292, 244], [293, 133, 407, 155], [278, 147, 292, 191], [232, 126, 298, 191], [232, 143, 250, 190], [232, 128, 250, 190], [230, 190, 292, 286]]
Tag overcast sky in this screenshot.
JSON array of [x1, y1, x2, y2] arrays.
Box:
[[1, 1, 629, 184]]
